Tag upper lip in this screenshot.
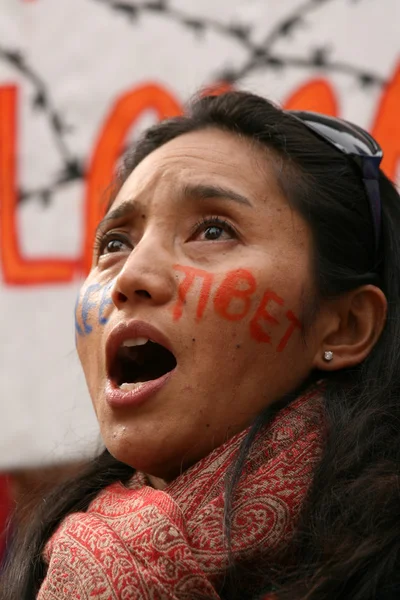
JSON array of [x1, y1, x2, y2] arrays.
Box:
[[105, 320, 175, 377]]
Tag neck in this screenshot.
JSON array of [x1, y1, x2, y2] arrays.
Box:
[[146, 473, 169, 490]]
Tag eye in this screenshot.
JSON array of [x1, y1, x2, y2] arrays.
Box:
[[104, 239, 128, 253], [94, 231, 132, 258], [191, 217, 238, 242]]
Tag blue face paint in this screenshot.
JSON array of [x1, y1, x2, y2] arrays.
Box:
[[74, 294, 84, 337], [75, 281, 115, 338], [99, 281, 114, 325], [81, 283, 101, 335]]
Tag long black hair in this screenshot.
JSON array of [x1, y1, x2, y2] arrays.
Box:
[[2, 92, 400, 600]]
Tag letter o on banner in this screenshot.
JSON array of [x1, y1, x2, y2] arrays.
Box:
[[83, 84, 183, 274]]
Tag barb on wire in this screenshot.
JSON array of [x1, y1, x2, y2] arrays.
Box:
[[92, 0, 255, 49], [226, 46, 386, 89], [94, 0, 386, 89], [19, 159, 85, 207], [1, 0, 387, 208], [0, 45, 84, 206], [212, 0, 385, 87]]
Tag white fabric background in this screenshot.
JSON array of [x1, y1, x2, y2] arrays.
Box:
[[0, 0, 399, 468]]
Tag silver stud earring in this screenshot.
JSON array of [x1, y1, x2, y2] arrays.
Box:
[[323, 350, 333, 362]]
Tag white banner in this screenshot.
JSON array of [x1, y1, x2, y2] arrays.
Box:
[[0, 0, 399, 468]]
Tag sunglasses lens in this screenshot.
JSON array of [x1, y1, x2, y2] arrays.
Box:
[[290, 110, 383, 161], [289, 109, 383, 256]]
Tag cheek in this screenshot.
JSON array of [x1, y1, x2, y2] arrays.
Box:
[[74, 280, 114, 371], [172, 265, 302, 354]]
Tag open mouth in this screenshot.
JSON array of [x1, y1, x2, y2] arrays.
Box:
[[110, 338, 177, 390]]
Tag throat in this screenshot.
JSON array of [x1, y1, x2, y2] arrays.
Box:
[[118, 358, 171, 386], [146, 473, 169, 490], [115, 342, 177, 387]]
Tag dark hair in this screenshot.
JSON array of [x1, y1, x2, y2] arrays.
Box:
[[2, 92, 400, 599]]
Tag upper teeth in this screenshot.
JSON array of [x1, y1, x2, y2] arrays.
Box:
[[122, 337, 149, 348]]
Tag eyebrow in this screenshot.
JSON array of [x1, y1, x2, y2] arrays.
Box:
[[96, 199, 139, 236], [95, 183, 252, 236], [182, 183, 252, 207]]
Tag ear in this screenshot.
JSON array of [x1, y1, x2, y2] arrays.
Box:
[[313, 285, 387, 371]]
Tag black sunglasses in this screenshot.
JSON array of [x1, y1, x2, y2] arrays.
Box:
[[288, 110, 383, 254]]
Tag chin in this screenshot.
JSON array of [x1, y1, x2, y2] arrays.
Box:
[[104, 433, 173, 477]]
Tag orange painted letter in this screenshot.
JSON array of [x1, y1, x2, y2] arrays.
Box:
[[277, 310, 301, 352], [172, 265, 214, 321], [371, 63, 400, 181], [214, 269, 257, 321], [283, 79, 338, 116], [83, 84, 182, 273], [0, 86, 77, 285], [249, 290, 284, 343]]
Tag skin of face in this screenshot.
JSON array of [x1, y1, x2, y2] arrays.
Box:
[[76, 128, 325, 484]]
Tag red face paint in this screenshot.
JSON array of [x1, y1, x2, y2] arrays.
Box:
[[172, 265, 214, 321], [172, 264, 301, 351], [276, 310, 301, 352], [249, 289, 284, 343], [213, 269, 257, 321]]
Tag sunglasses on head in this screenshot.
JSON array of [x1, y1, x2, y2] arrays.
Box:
[[288, 110, 383, 255]]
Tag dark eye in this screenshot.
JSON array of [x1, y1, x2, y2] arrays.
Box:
[[192, 217, 237, 242], [204, 225, 225, 240], [95, 232, 131, 258], [104, 239, 127, 253]]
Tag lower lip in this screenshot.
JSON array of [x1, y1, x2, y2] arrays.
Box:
[[105, 370, 174, 408]]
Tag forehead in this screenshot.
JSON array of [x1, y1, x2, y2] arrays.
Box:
[[114, 128, 285, 209]]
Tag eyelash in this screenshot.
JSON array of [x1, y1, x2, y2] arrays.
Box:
[[191, 216, 238, 240], [93, 229, 131, 257], [93, 215, 238, 258]]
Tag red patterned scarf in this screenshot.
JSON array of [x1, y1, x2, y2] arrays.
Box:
[[38, 385, 324, 599]]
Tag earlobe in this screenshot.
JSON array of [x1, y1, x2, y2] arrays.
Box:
[[313, 285, 387, 372]]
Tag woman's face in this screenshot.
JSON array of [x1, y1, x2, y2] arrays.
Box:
[[76, 128, 320, 481]]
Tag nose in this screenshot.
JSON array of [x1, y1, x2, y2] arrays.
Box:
[[110, 237, 176, 309]]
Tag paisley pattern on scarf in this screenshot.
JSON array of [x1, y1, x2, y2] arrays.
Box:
[[37, 386, 324, 599]]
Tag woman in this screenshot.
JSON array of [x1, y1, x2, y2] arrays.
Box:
[[2, 91, 399, 599]]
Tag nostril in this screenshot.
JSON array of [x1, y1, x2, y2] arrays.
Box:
[[135, 289, 151, 299], [116, 291, 128, 304]]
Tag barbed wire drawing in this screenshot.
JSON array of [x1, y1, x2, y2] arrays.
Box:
[[94, 0, 386, 86], [0, 0, 387, 208], [0, 46, 84, 207]]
